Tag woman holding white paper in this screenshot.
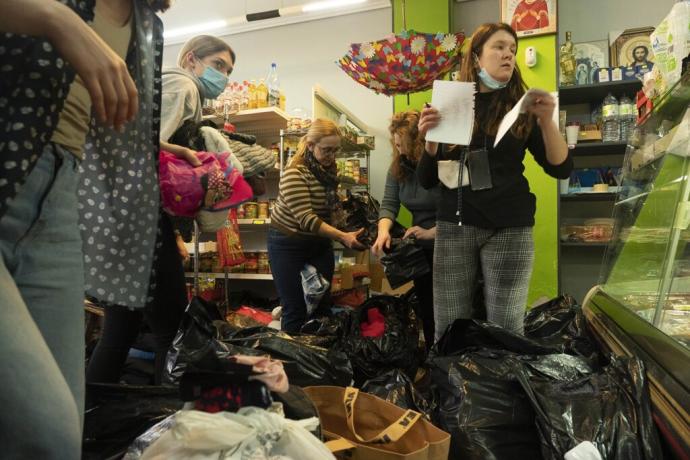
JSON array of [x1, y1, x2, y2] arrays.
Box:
[[417, 22, 571, 337]]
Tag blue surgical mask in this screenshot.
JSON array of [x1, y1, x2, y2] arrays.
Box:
[[477, 66, 509, 90], [198, 64, 228, 100]]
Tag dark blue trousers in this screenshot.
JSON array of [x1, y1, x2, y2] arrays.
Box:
[[267, 227, 334, 333]]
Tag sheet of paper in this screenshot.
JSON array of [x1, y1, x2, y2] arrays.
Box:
[[494, 89, 560, 148], [425, 81, 476, 146]]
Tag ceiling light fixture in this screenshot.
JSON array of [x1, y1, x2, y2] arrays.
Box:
[[302, 0, 367, 13]]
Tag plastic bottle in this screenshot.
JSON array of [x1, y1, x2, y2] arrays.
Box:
[[279, 90, 286, 110], [267, 63, 280, 107], [248, 79, 257, 109], [602, 93, 620, 142], [241, 81, 249, 110], [256, 78, 268, 108], [618, 94, 636, 141]]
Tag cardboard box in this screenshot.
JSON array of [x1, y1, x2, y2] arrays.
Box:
[[340, 263, 369, 290], [579, 129, 603, 142], [369, 262, 413, 295]]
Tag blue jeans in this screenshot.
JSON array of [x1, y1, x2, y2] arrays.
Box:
[[267, 227, 334, 333], [0, 145, 84, 459]]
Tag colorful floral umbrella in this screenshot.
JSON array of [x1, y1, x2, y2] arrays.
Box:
[[338, 30, 465, 96]]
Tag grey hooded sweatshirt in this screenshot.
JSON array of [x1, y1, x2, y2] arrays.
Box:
[[160, 68, 205, 142]]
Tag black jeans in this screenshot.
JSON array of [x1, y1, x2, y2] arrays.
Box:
[[86, 214, 188, 385], [267, 227, 334, 333], [413, 244, 435, 350]]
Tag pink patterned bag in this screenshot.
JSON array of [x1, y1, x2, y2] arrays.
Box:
[[159, 150, 253, 217]]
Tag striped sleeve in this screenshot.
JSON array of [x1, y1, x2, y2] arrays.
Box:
[[277, 168, 325, 233]]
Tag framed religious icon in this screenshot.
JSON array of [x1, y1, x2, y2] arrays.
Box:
[[610, 27, 655, 67], [501, 0, 557, 38], [573, 40, 609, 85]]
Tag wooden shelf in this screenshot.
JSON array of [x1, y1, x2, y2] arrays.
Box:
[[204, 107, 290, 126], [185, 272, 273, 280], [571, 141, 628, 156], [559, 80, 642, 105], [561, 193, 617, 202]]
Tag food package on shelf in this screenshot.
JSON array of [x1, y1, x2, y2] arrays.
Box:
[[650, 1, 690, 94]]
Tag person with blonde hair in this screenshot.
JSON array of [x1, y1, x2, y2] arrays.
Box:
[[418, 23, 571, 337], [371, 110, 439, 349], [269, 119, 365, 332]]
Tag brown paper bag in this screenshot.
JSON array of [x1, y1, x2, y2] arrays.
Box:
[[305, 386, 450, 460]]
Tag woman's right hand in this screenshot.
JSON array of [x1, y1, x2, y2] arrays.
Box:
[[419, 104, 441, 157], [45, 2, 139, 131], [371, 230, 391, 257], [175, 147, 202, 167], [340, 228, 366, 250]]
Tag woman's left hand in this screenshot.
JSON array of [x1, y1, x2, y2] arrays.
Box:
[[525, 89, 556, 126], [403, 226, 436, 241]]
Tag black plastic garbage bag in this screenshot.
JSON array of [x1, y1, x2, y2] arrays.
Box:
[[524, 295, 598, 358], [336, 191, 381, 247], [380, 238, 431, 289], [166, 297, 353, 387], [300, 311, 351, 338], [164, 297, 264, 384], [516, 355, 663, 460], [82, 383, 182, 460], [430, 350, 541, 460], [436, 318, 560, 356], [215, 325, 353, 387], [342, 295, 420, 385], [361, 369, 433, 420], [430, 350, 593, 460]]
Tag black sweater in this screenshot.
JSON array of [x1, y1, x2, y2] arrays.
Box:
[[417, 91, 573, 228]]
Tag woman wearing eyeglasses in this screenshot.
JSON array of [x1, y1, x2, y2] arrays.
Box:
[[269, 119, 366, 333]]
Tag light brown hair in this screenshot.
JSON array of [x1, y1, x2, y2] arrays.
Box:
[[177, 35, 236, 69], [288, 119, 342, 169], [458, 22, 534, 139], [389, 111, 425, 181]]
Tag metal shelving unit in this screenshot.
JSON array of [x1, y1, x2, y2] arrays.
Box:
[[558, 79, 639, 303]]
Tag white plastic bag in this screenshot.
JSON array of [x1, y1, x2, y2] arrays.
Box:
[[300, 264, 329, 316], [137, 408, 334, 460]]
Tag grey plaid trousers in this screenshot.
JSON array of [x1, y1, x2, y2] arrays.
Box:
[[433, 221, 534, 339]]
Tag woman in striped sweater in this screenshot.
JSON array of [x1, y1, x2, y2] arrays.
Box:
[[269, 119, 365, 333]]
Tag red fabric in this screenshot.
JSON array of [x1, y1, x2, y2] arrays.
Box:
[[510, 0, 549, 32], [360, 307, 386, 338], [236, 306, 273, 325]]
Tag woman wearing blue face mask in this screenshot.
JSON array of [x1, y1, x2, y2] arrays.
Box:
[[417, 23, 572, 337], [159, 35, 236, 166], [85, 35, 236, 386]]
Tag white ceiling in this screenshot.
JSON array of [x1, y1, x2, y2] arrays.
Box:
[[160, 0, 391, 43]]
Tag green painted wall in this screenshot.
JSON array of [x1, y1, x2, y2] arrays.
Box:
[[392, 0, 451, 227], [515, 34, 560, 305]]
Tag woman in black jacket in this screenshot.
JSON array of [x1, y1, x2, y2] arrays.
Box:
[[417, 23, 572, 338]]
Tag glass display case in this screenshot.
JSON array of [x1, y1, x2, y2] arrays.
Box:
[[599, 69, 690, 349], [584, 70, 690, 457]]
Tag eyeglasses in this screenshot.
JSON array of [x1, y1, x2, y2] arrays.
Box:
[[316, 145, 342, 156]]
